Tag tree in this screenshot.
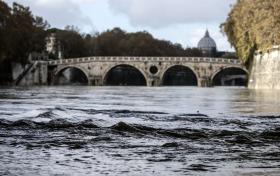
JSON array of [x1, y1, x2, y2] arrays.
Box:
[[0, 2, 49, 64], [9, 3, 49, 63], [221, 0, 280, 64], [47, 26, 88, 58], [89, 28, 200, 57], [0, 1, 11, 63], [185, 48, 203, 57], [46, 26, 203, 59], [0, 2, 49, 84], [94, 27, 127, 56]]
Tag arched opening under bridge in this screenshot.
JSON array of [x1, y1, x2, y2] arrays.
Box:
[[54, 67, 89, 85], [104, 65, 147, 86], [212, 67, 248, 86], [162, 65, 198, 86]]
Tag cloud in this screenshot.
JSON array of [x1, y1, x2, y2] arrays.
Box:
[[6, 0, 95, 30], [108, 0, 236, 28], [5, 0, 235, 50]]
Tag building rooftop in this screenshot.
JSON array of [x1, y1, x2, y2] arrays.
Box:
[[197, 30, 217, 50]]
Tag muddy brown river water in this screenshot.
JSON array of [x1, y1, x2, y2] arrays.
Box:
[[0, 86, 280, 176]]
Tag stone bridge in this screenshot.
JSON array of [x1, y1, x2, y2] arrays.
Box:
[[43, 56, 248, 87]]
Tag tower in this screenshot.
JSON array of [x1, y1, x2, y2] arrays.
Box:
[[45, 33, 63, 59]]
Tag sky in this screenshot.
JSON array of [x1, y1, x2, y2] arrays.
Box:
[[6, 0, 236, 51]]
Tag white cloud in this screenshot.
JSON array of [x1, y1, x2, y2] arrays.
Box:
[[149, 24, 233, 51], [106, 0, 236, 50], [5, 0, 235, 50], [108, 0, 236, 28], [6, 0, 95, 30]]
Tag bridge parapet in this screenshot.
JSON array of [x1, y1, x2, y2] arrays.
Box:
[[48, 56, 243, 66]]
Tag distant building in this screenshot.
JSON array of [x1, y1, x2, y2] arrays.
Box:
[[197, 30, 217, 57], [46, 33, 56, 54], [45, 33, 63, 59]]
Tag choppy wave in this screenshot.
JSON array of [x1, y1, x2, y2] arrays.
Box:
[[1, 112, 280, 175], [1, 114, 280, 152], [1, 87, 280, 175]]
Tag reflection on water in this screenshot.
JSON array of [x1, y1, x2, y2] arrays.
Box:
[[219, 88, 280, 115], [0, 86, 280, 176]]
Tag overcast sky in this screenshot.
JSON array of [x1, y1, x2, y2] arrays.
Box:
[[6, 0, 236, 51]]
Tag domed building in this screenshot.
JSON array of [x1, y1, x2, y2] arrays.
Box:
[[198, 30, 217, 57]]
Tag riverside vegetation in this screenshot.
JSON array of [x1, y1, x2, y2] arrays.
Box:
[[221, 0, 280, 65]]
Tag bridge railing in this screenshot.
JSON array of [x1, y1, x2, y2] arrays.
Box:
[[48, 56, 243, 65]]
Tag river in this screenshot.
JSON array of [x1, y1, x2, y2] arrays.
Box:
[[0, 86, 280, 176]]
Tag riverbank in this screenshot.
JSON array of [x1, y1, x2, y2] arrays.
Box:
[[249, 46, 280, 89]]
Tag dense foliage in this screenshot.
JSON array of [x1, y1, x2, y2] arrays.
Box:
[[221, 0, 280, 64], [48, 27, 202, 59], [47, 27, 88, 59], [0, 1, 49, 63], [92, 28, 200, 57]]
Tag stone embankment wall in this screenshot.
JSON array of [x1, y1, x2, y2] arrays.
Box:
[[248, 46, 280, 89], [12, 62, 48, 86]]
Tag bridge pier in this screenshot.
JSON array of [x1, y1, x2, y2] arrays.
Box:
[[89, 76, 102, 86], [199, 77, 212, 87], [147, 76, 161, 87]]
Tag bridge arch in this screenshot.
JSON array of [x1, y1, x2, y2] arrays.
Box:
[[103, 64, 147, 86], [211, 66, 248, 86], [54, 65, 90, 85], [161, 65, 198, 86]]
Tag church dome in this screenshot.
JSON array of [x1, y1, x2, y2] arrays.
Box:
[[197, 30, 217, 49]]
